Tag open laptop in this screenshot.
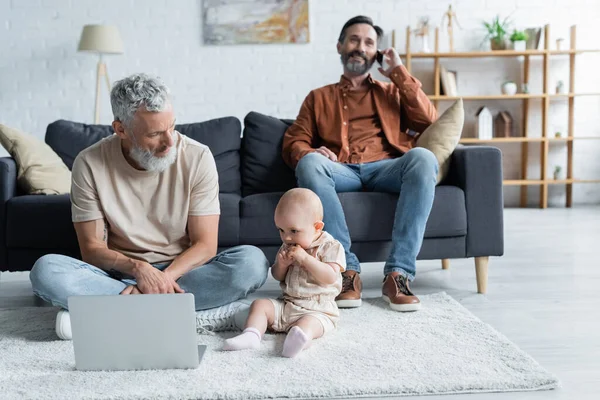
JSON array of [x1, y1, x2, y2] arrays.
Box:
[[68, 293, 206, 371]]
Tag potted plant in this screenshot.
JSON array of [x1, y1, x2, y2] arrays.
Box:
[[553, 166, 562, 180], [510, 30, 528, 51], [483, 15, 511, 50]]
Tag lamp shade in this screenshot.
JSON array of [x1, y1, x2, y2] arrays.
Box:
[[77, 25, 124, 54]]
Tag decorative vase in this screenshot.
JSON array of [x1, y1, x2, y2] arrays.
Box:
[[502, 82, 518, 96], [512, 40, 526, 51]]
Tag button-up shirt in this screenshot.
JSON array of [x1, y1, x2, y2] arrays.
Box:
[[282, 65, 438, 168]]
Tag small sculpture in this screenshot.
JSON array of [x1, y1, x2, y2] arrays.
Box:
[[441, 5, 462, 52], [413, 17, 431, 53]]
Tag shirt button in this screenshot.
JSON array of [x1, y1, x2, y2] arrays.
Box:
[[343, 122, 347, 126], [343, 105, 348, 109], [343, 93, 347, 97]]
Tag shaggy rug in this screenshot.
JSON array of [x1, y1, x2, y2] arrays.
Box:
[[0, 292, 558, 399]]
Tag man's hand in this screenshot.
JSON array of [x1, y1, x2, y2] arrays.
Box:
[[131, 262, 185, 294], [314, 146, 337, 162], [377, 47, 403, 78], [287, 245, 309, 265], [120, 285, 142, 295]]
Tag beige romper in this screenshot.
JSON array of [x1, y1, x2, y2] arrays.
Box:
[[269, 231, 346, 334]]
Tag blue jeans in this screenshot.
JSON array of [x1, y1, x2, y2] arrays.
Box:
[[295, 148, 438, 280], [29, 245, 269, 311]]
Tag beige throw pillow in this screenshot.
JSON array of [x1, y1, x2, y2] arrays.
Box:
[[0, 124, 71, 195], [416, 99, 464, 183]]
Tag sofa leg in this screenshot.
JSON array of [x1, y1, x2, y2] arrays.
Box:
[[441, 259, 450, 270], [474, 256, 489, 294]]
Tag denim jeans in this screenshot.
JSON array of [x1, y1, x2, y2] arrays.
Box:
[[295, 148, 438, 280], [29, 245, 269, 311]]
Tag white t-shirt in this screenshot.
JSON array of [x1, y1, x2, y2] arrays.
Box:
[[70, 131, 220, 264]]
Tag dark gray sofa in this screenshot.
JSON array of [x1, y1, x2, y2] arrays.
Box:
[[0, 112, 504, 293]]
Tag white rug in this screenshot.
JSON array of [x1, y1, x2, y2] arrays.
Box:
[[0, 293, 558, 400]]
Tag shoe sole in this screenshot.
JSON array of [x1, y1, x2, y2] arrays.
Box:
[[336, 298, 362, 308], [382, 295, 421, 312], [55, 312, 72, 340]]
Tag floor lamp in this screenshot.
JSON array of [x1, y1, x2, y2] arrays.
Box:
[[77, 25, 124, 124]]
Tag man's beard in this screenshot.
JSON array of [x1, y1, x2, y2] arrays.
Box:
[[129, 142, 177, 172], [341, 50, 375, 75]]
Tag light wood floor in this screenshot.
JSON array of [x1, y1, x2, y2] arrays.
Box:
[[1, 208, 599, 400]]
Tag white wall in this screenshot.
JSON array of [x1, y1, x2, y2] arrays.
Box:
[[1, 0, 599, 206]]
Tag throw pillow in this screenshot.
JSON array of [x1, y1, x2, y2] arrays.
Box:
[[0, 124, 71, 195], [416, 98, 464, 183], [241, 112, 297, 196]]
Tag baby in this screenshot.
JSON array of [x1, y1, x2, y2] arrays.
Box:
[[223, 188, 346, 357]]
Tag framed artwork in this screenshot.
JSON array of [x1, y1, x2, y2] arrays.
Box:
[[203, 0, 310, 45]]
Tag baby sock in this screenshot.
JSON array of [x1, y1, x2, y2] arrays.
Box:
[[282, 326, 310, 358], [223, 327, 262, 351]]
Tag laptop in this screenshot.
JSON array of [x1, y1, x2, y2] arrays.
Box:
[[68, 293, 206, 371]]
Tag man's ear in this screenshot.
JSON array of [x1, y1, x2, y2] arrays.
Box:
[[314, 221, 325, 231], [112, 120, 128, 140], [336, 41, 342, 55]]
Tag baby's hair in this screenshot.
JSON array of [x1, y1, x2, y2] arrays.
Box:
[[276, 188, 323, 221]]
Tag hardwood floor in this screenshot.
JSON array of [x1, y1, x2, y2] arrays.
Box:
[[1, 207, 599, 399]]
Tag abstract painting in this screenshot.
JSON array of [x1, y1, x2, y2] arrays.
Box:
[[203, 0, 309, 45]]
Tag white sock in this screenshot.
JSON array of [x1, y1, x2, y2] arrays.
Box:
[[282, 326, 310, 358], [222, 327, 262, 351]]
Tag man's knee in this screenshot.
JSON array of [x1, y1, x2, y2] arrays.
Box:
[[30, 254, 67, 290], [405, 148, 439, 177], [295, 152, 330, 184], [229, 245, 269, 287]]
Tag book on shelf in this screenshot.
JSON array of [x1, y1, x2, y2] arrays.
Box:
[[439, 65, 457, 96]]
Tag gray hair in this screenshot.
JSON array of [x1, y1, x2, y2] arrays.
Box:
[[110, 73, 170, 128]]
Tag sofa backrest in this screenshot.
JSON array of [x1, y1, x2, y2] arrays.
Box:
[[45, 117, 242, 194], [241, 112, 297, 196]]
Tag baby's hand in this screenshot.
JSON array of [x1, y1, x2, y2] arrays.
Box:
[[287, 245, 308, 264], [277, 249, 291, 266]]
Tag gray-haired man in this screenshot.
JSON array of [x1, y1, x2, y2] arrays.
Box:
[[30, 73, 269, 339]]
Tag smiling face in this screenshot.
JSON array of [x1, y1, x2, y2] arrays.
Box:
[[337, 23, 379, 76]]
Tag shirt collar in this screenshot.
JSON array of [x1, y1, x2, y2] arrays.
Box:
[[339, 74, 374, 90]]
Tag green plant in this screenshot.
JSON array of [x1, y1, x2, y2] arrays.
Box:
[[483, 15, 511, 44], [510, 30, 528, 42]]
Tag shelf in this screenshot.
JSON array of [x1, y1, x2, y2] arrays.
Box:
[[550, 93, 600, 98], [461, 137, 600, 143], [503, 179, 600, 186], [429, 94, 545, 100], [460, 137, 544, 143], [549, 137, 600, 141], [503, 180, 544, 186], [399, 49, 600, 58], [429, 93, 600, 101], [548, 179, 600, 184]]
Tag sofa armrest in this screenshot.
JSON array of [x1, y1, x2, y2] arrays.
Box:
[[446, 146, 504, 257], [0, 157, 18, 270]]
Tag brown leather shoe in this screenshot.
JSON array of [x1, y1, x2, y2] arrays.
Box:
[[382, 272, 421, 312], [335, 270, 362, 308]]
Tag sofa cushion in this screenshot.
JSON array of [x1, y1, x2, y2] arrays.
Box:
[[239, 186, 467, 245], [7, 193, 240, 249], [46, 117, 243, 193], [416, 99, 464, 183], [0, 124, 71, 195], [241, 112, 297, 196]]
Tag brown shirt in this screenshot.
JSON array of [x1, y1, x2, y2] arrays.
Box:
[[282, 65, 438, 168]]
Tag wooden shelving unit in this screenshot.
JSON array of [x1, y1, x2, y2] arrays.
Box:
[[394, 24, 600, 208]]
